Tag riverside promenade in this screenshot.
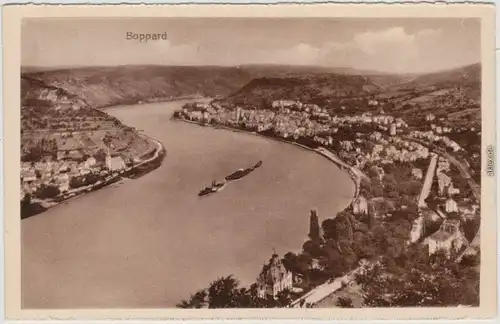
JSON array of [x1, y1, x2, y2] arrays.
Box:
[[314, 147, 369, 198], [174, 118, 365, 203], [176, 117, 378, 307]]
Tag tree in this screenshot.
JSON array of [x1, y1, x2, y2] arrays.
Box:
[[21, 193, 47, 219], [336, 296, 354, 308], [275, 289, 293, 307], [352, 231, 376, 259], [242, 283, 275, 308], [302, 240, 323, 259], [358, 248, 480, 307], [103, 133, 114, 147], [207, 275, 245, 308], [338, 239, 359, 271], [70, 177, 84, 189], [22, 145, 44, 162], [308, 210, 321, 243], [322, 218, 338, 241], [177, 289, 207, 308], [322, 212, 354, 244], [34, 184, 60, 199], [178, 275, 283, 309], [21, 193, 32, 208], [282, 252, 300, 274], [321, 241, 350, 277], [95, 149, 108, 163]]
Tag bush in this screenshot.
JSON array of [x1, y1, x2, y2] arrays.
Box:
[[336, 296, 354, 308], [34, 184, 60, 199], [70, 173, 101, 189]]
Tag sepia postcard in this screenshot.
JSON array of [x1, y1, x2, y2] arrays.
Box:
[[2, 3, 497, 321]]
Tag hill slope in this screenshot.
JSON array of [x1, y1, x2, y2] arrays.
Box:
[[406, 63, 480, 90], [389, 64, 481, 125], [23, 66, 258, 108], [21, 65, 408, 109], [22, 63, 480, 121], [21, 76, 155, 164], [222, 74, 381, 107], [223, 64, 480, 120]]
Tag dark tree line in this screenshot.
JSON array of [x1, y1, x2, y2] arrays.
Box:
[[176, 275, 293, 309], [177, 192, 479, 309], [21, 193, 47, 219], [21, 138, 58, 162], [356, 247, 479, 307]]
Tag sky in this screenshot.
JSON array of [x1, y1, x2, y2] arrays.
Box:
[[22, 18, 481, 74]]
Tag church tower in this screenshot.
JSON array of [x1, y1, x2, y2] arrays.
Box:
[[105, 146, 112, 171]]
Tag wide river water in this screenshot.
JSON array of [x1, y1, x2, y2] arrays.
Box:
[[21, 100, 355, 308]]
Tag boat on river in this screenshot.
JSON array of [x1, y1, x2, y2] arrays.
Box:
[[225, 168, 253, 181], [225, 160, 263, 181], [198, 180, 226, 197], [213, 180, 226, 191]]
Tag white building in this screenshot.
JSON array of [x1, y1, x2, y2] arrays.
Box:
[[22, 171, 37, 183], [58, 182, 70, 192], [235, 107, 242, 122], [106, 155, 126, 172], [272, 100, 301, 110], [424, 219, 468, 258], [256, 254, 293, 299], [84, 157, 97, 169], [410, 215, 425, 243], [437, 172, 452, 196], [445, 198, 459, 213], [411, 168, 423, 180], [340, 141, 354, 152], [389, 123, 397, 136], [352, 195, 368, 216], [447, 186, 460, 196]]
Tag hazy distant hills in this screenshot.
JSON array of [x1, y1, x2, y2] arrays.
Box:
[[20, 64, 401, 109], [22, 66, 256, 108], [21, 63, 480, 112], [404, 63, 481, 103], [406, 63, 480, 89], [383, 64, 481, 126]]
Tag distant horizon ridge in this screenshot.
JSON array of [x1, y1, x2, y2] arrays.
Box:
[[21, 62, 481, 76]]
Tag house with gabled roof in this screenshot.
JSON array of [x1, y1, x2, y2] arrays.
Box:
[[256, 253, 293, 299], [424, 219, 468, 258]]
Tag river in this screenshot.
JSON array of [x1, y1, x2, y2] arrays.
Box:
[[21, 100, 355, 308]]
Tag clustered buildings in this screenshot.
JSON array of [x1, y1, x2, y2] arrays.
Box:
[[178, 98, 480, 261], [20, 129, 155, 204], [21, 149, 128, 200]]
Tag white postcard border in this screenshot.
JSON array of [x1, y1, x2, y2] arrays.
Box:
[[2, 3, 497, 321]]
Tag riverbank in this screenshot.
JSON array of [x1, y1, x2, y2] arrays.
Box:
[[173, 116, 370, 308], [173, 117, 363, 205], [21, 134, 166, 219], [99, 95, 208, 110], [23, 100, 355, 309]]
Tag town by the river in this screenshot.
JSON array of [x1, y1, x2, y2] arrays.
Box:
[[21, 100, 355, 308]]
